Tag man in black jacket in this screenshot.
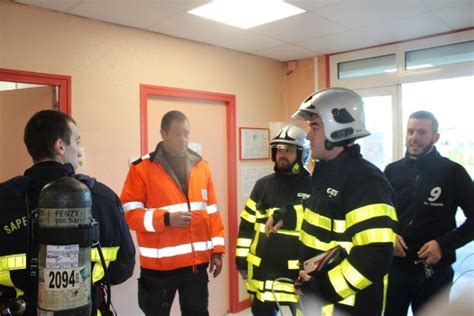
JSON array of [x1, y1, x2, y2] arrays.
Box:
[[384, 110, 474, 316], [0, 110, 135, 315], [236, 124, 311, 316], [291, 87, 397, 316]]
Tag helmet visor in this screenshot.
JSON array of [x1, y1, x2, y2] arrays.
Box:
[[291, 109, 317, 121]]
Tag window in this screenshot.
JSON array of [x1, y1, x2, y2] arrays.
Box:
[[338, 54, 396, 79], [406, 41, 474, 70]]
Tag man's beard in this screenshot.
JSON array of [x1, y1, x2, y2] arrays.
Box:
[[276, 159, 293, 173], [407, 140, 434, 158]]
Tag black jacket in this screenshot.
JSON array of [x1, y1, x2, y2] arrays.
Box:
[[236, 168, 311, 303], [384, 147, 474, 266], [301, 145, 397, 315], [0, 161, 135, 315]]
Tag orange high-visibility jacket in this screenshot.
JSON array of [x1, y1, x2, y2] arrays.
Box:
[[121, 144, 225, 271]]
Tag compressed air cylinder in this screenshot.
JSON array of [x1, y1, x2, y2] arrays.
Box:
[[37, 177, 94, 316]]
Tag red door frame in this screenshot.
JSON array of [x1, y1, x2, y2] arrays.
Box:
[[139, 84, 245, 312], [0, 68, 71, 114]]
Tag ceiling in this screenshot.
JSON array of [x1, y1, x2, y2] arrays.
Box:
[[13, 0, 474, 61]]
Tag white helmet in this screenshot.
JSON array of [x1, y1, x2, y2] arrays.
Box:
[[292, 87, 370, 147], [271, 124, 310, 169]]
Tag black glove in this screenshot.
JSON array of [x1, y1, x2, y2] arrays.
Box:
[[272, 205, 297, 230]]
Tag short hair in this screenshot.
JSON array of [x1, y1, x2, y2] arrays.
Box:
[[409, 110, 439, 133], [160, 110, 188, 131], [24, 110, 76, 162]]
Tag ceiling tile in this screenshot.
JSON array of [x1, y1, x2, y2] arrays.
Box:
[[433, 3, 474, 29], [69, 0, 209, 29], [252, 12, 346, 43], [147, 12, 239, 43], [298, 30, 381, 54], [418, 0, 473, 11], [285, 0, 344, 11], [206, 31, 286, 54], [315, 0, 427, 28], [256, 45, 321, 62], [364, 12, 452, 43], [16, 0, 80, 12]]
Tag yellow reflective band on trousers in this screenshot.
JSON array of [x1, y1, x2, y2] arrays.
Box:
[[299, 230, 339, 251], [383, 273, 389, 312], [328, 263, 356, 299], [236, 248, 249, 257], [91, 247, 119, 284], [240, 209, 256, 223], [352, 228, 396, 246], [237, 238, 252, 247], [256, 290, 299, 303], [340, 259, 372, 290], [346, 203, 397, 229], [0, 253, 26, 297]]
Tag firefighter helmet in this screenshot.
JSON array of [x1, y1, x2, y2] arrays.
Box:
[[270, 124, 309, 171], [292, 87, 370, 146]]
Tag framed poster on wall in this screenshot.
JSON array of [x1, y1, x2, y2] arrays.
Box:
[[239, 127, 270, 160]]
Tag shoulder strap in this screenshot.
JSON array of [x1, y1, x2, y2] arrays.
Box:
[[73, 174, 97, 189]]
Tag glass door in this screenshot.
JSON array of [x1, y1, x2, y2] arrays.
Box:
[[355, 85, 400, 171]]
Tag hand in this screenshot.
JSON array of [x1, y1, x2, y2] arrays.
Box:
[[394, 234, 408, 257], [209, 253, 223, 278], [299, 270, 312, 282], [265, 216, 283, 237], [238, 269, 248, 280], [417, 240, 442, 265], [169, 211, 193, 227]]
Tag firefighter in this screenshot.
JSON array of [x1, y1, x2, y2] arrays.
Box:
[[291, 87, 398, 315], [120, 110, 225, 316], [236, 124, 311, 316], [0, 110, 135, 315]]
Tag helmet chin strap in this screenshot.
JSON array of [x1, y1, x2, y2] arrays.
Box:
[[324, 139, 355, 150]]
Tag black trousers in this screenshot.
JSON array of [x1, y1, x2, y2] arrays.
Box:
[[138, 266, 209, 316], [384, 262, 453, 316]]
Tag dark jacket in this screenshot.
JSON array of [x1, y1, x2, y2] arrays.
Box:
[[0, 161, 135, 315], [301, 144, 397, 315], [384, 147, 474, 266], [236, 168, 311, 303]]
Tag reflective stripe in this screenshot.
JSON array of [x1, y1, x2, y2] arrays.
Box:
[[211, 236, 225, 246], [139, 241, 213, 259], [122, 201, 144, 212], [246, 199, 257, 212], [295, 204, 304, 232], [240, 210, 256, 223], [328, 264, 356, 299], [0, 254, 26, 271], [256, 290, 298, 303], [303, 210, 332, 231], [352, 228, 396, 246], [247, 253, 261, 267], [91, 247, 119, 262], [236, 248, 249, 257], [265, 279, 295, 292], [339, 295, 355, 306], [237, 238, 252, 247], [299, 230, 339, 251], [190, 201, 207, 211], [322, 304, 334, 316], [333, 220, 346, 233], [160, 203, 188, 213], [144, 209, 155, 232], [207, 204, 218, 214], [383, 273, 389, 312], [0, 254, 26, 297], [340, 259, 372, 290], [346, 204, 397, 228], [288, 260, 299, 270], [90, 247, 120, 284]]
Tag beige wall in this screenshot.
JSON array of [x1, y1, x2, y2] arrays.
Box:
[[0, 86, 54, 180], [0, 2, 287, 194]]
